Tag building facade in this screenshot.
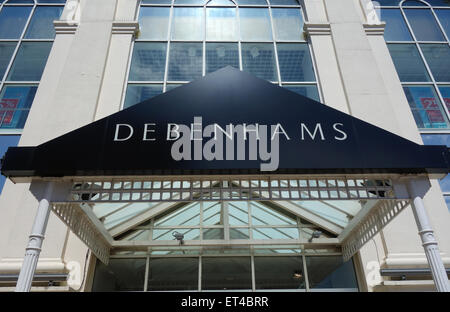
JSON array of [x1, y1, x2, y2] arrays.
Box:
[[0, 0, 449, 292]]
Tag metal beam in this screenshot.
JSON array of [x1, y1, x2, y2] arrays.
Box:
[[108, 201, 182, 237], [112, 237, 340, 250], [337, 200, 379, 242]]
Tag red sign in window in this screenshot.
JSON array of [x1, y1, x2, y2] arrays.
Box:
[[0, 99, 19, 125], [421, 97, 445, 123], [444, 98, 450, 113]]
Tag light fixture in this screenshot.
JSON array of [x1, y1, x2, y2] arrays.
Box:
[[293, 270, 303, 279], [172, 231, 184, 245], [308, 230, 322, 242]]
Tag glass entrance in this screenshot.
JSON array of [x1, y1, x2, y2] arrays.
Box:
[[91, 252, 358, 291]]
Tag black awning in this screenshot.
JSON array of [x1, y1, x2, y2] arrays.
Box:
[[2, 67, 449, 178]]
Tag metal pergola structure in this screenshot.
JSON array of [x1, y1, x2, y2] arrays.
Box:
[[13, 173, 450, 292]]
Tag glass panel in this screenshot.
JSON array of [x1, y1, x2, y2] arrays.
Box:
[[387, 44, 430, 82], [445, 196, 450, 212], [252, 227, 299, 239], [404, 9, 445, 41], [251, 201, 296, 225], [0, 85, 37, 129], [147, 258, 198, 291], [124, 84, 163, 109], [239, 8, 272, 41], [166, 84, 183, 91], [436, 9, 450, 39], [206, 43, 239, 73], [129, 42, 166, 81], [206, 8, 237, 41], [0, 6, 33, 39], [403, 0, 428, 6], [236, 0, 267, 4], [230, 227, 250, 239], [203, 201, 222, 225], [277, 43, 315, 82], [381, 9, 413, 41], [142, 0, 172, 4], [24, 6, 64, 39], [0, 42, 16, 79], [270, 0, 299, 4], [439, 85, 450, 111], [403, 85, 449, 129], [168, 42, 203, 81], [175, 0, 205, 4], [272, 8, 304, 41], [292, 200, 361, 227], [228, 201, 249, 225], [36, 0, 67, 3], [7, 42, 52, 81], [155, 202, 201, 226], [306, 257, 358, 289], [203, 228, 224, 239], [374, 0, 401, 5], [404, 0, 450, 6], [101, 202, 158, 229], [6, 0, 34, 3], [207, 0, 235, 6], [421, 133, 450, 146], [0, 135, 20, 194], [241, 43, 277, 81], [92, 258, 146, 291], [283, 84, 320, 101], [120, 229, 151, 241], [171, 7, 204, 41], [202, 257, 252, 290], [420, 44, 450, 82], [254, 256, 305, 289], [138, 7, 170, 40]]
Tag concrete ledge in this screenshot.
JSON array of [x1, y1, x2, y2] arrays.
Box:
[[303, 22, 332, 36], [0, 258, 66, 274], [363, 23, 386, 36], [112, 21, 139, 35], [0, 286, 70, 292], [54, 21, 79, 35]]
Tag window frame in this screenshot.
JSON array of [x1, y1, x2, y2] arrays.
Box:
[[121, 0, 322, 109], [0, 0, 65, 133]]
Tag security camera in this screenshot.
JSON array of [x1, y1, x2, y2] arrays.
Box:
[[308, 230, 322, 242], [172, 231, 184, 245]]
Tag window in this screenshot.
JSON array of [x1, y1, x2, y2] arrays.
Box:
[[378, 0, 450, 211], [0, 0, 66, 132], [92, 258, 146, 291], [92, 252, 358, 291], [379, 0, 450, 130], [123, 0, 320, 108]]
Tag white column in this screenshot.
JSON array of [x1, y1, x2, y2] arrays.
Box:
[[15, 182, 54, 292], [408, 179, 450, 292]]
